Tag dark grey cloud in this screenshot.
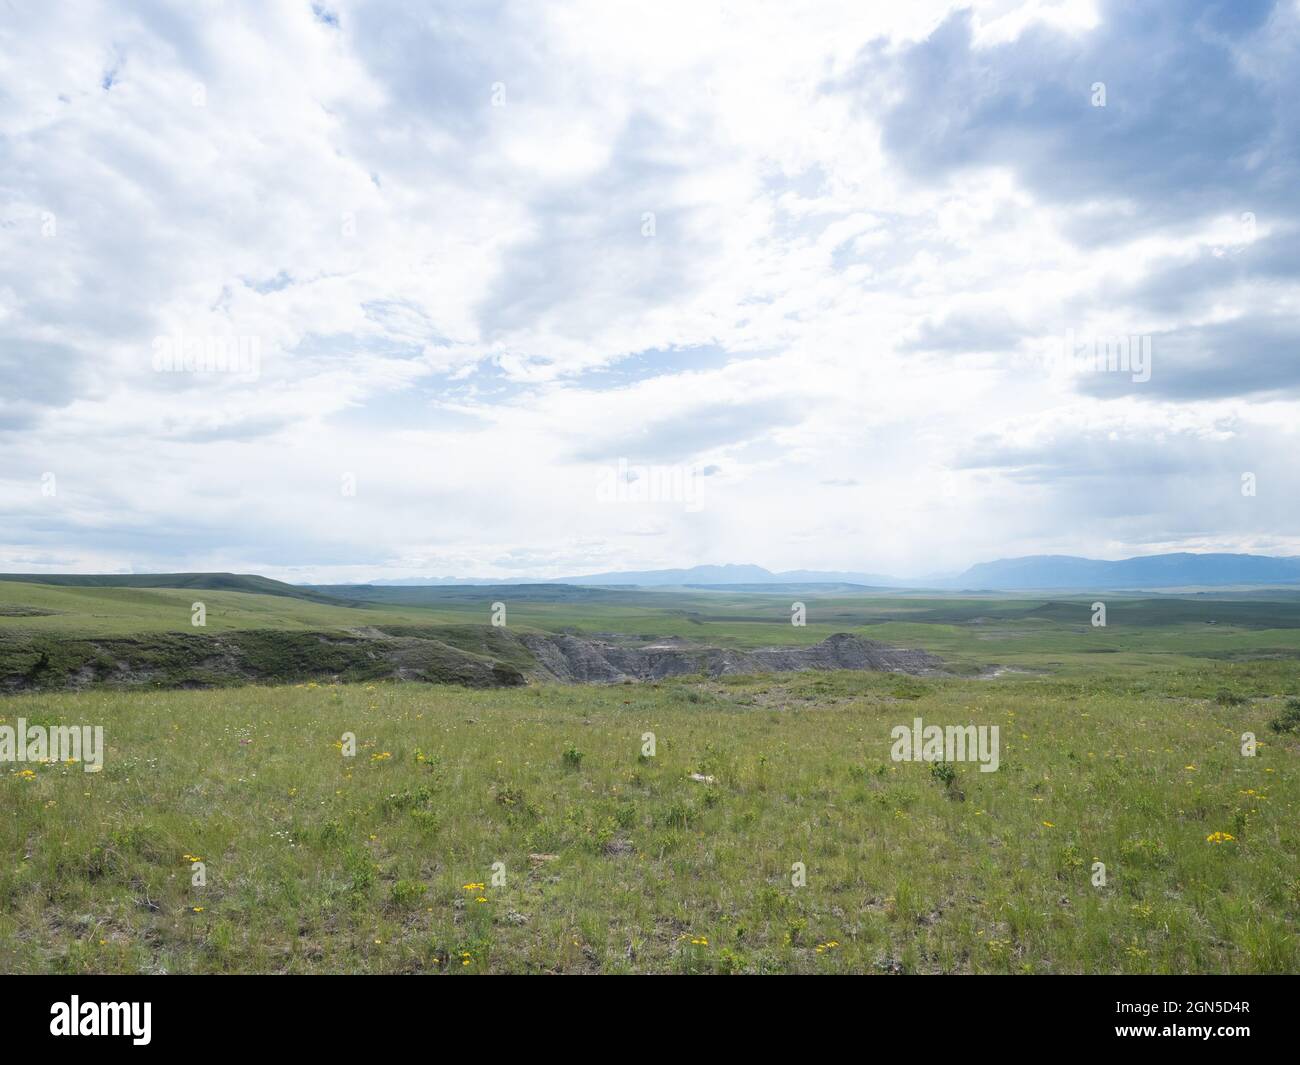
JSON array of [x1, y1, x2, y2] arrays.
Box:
[[1110, 229, 1300, 316], [845, 1, 1300, 401], [1073, 315, 1300, 400], [853, 1, 1297, 240]]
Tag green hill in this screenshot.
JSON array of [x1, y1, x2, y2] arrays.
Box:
[[0, 572, 351, 605]]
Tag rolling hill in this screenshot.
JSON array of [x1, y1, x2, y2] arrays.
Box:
[[0, 572, 353, 605]]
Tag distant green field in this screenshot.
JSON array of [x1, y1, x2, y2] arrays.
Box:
[[2, 577, 1298, 973], [5, 579, 1300, 684], [318, 583, 1300, 677]]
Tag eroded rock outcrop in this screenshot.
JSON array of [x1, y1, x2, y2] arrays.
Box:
[[517, 631, 941, 683], [0, 627, 937, 693]]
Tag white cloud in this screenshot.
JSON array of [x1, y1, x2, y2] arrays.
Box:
[[2, 0, 1298, 580]]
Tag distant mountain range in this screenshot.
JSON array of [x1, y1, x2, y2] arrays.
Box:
[[5, 554, 1299, 596], [368, 564, 901, 588], [370, 553, 1300, 591], [952, 553, 1300, 589]]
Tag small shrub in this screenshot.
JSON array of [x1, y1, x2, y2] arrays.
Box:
[[929, 759, 964, 801], [562, 745, 584, 768], [317, 818, 347, 846], [783, 916, 807, 946], [1269, 697, 1300, 734], [409, 808, 440, 832], [381, 784, 436, 813], [343, 850, 375, 905], [694, 743, 720, 776], [659, 799, 698, 829], [1232, 809, 1251, 838], [1215, 689, 1248, 707], [756, 885, 789, 917], [1058, 843, 1085, 874], [891, 677, 928, 700], [390, 879, 426, 909], [1119, 837, 1171, 865]]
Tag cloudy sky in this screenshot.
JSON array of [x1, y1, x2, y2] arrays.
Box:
[[2, 0, 1298, 582]]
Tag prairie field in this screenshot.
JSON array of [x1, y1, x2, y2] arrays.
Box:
[[2, 580, 1298, 974]]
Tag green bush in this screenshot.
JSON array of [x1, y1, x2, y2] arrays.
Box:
[[390, 879, 427, 909], [1269, 697, 1300, 734], [929, 759, 956, 787]]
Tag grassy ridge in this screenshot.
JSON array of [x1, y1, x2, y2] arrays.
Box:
[[0, 582, 545, 692], [2, 667, 1296, 974], [0, 581, 433, 635], [0, 572, 352, 605]]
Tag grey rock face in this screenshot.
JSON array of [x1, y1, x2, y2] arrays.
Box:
[[517, 632, 941, 683]]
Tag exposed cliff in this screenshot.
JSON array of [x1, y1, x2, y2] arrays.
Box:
[[517, 632, 942, 683]]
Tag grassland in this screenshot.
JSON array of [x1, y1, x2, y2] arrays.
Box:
[[0, 582, 539, 691], [9, 577, 1300, 665], [1, 579, 1298, 973], [0, 579, 428, 635]]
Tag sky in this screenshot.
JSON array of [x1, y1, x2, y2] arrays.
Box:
[[2, 0, 1298, 582]]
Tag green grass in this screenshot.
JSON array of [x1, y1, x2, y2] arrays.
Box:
[[0, 571, 353, 605], [2, 666, 1296, 974], [8, 580, 1300, 674], [0, 581, 432, 636], [2, 578, 1298, 973], [0, 583, 543, 691]]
